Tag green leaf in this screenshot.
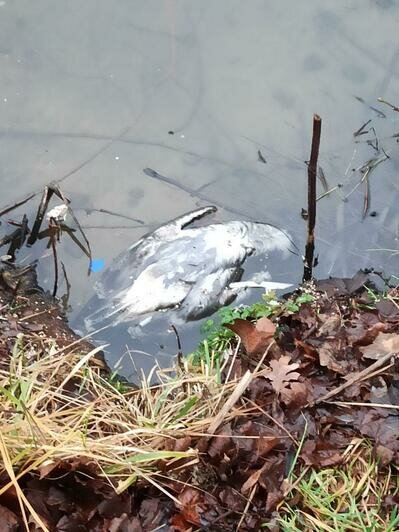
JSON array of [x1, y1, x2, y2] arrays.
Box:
[[201, 319, 215, 334], [285, 302, 299, 312], [116, 473, 138, 494], [0, 385, 24, 410], [295, 293, 315, 304], [173, 396, 198, 420]]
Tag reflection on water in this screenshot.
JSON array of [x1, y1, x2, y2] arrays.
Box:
[[0, 0, 398, 376]]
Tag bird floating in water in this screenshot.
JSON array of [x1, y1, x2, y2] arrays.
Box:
[[83, 206, 295, 331]]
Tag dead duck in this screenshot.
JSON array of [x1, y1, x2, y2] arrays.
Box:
[[83, 206, 295, 331]]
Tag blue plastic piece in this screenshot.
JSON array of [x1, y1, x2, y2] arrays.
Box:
[[90, 258, 105, 273]]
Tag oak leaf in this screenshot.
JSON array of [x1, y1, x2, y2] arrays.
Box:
[[262, 355, 300, 396]]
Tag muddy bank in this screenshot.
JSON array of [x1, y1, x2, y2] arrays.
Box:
[[0, 261, 106, 369]]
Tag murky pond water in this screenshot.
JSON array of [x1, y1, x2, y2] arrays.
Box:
[[1, 0, 398, 377]]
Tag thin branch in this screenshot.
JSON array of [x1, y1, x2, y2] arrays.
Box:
[[48, 224, 59, 298], [27, 186, 53, 246], [82, 208, 144, 225], [313, 352, 397, 405], [353, 119, 371, 138], [377, 97, 399, 112], [303, 114, 322, 282], [0, 193, 36, 218], [170, 324, 183, 371]]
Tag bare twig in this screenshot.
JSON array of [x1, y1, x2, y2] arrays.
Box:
[[236, 484, 257, 531], [353, 119, 371, 138], [354, 96, 386, 118], [48, 222, 59, 298], [377, 97, 399, 112], [317, 166, 328, 192], [0, 193, 36, 218], [363, 173, 370, 219], [19, 214, 29, 249], [257, 149, 267, 163], [0, 215, 30, 260], [60, 261, 71, 312], [170, 324, 183, 371], [343, 154, 388, 208], [7, 215, 29, 259], [40, 184, 92, 270], [207, 370, 252, 437], [316, 184, 342, 202], [59, 225, 91, 259], [82, 208, 144, 225], [303, 114, 322, 282], [313, 352, 397, 405], [0, 229, 20, 248], [27, 186, 53, 246]]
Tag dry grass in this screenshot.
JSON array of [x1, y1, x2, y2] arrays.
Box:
[[0, 329, 397, 531], [0, 334, 252, 530]]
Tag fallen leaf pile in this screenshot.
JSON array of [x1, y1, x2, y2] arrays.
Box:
[[0, 271, 398, 530]]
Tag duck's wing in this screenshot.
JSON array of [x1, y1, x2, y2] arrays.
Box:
[[85, 226, 241, 327], [84, 233, 205, 328], [94, 206, 217, 300], [83, 222, 254, 329]]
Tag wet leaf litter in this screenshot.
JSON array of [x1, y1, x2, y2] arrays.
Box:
[[0, 107, 398, 530]]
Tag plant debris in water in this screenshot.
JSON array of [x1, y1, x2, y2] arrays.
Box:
[[0, 266, 398, 531]]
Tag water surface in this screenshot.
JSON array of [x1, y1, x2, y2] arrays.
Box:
[[0, 0, 398, 375]]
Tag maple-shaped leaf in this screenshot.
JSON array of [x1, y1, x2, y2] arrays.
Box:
[[263, 355, 300, 395]]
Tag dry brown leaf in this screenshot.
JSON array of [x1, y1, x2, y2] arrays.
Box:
[[375, 444, 394, 466], [241, 461, 269, 494], [256, 436, 279, 458], [178, 488, 204, 525], [294, 339, 318, 359], [359, 332, 399, 360], [348, 319, 387, 346], [301, 440, 343, 467], [376, 299, 399, 322], [227, 316, 275, 355], [170, 513, 193, 531], [265, 489, 284, 513], [207, 423, 233, 458], [262, 355, 300, 396], [318, 345, 346, 373], [0, 505, 19, 531], [37, 460, 59, 480], [317, 314, 341, 336], [280, 381, 308, 407], [219, 487, 246, 512]]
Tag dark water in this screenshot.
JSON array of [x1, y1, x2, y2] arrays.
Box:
[[0, 0, 398, 377]]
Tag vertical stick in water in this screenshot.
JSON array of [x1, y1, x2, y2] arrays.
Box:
[[303, 114, 322, 282]]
